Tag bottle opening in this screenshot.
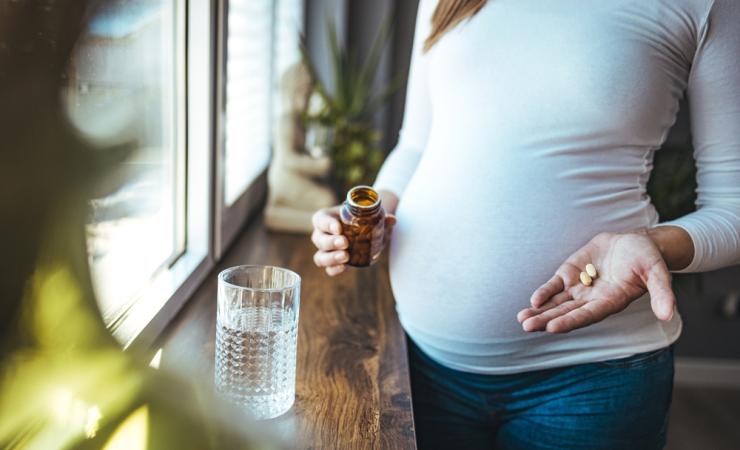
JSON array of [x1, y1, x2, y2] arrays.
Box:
[[347, 185, 380, 210]]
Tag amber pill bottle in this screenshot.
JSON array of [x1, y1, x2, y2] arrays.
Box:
[[340, 185, 386, 267]]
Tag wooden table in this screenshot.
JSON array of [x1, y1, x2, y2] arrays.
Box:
[[158, 218, 417, 449]]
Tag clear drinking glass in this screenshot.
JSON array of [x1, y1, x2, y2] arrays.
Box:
[[215, 265, 301, 420]]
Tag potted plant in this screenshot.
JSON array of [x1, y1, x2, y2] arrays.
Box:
[[300, 17, 406, 197]]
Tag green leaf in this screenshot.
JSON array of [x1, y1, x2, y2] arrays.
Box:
[[347, 140, 366, 159], [348, 166, 364, 184], [299, 38, 334, 110], [301, 9, 408, 191], [327, 18, 349, 112]]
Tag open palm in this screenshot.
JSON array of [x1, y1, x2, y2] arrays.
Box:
[[517, 232, 676, 333]]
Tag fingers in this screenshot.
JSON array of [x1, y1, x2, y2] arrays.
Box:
[[311, 229, 348, 251], [645, 262, 676, 321], [382, 214, 397, 245], [312, 208, 342, 235], [311, 207, 397, 277], [325, 265, 346, 277], [521, 298, 588, 332], [311, 207, 349, 276], [530, 274, 565, 308], [544, 299, 626, 333], [530, 262, 584, 308], [385, 214, 397, 228], [313, 250, 349, 268], [518, 291, 573, 323]]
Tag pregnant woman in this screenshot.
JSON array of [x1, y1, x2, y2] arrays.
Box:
[[311, 0, 740, 448]]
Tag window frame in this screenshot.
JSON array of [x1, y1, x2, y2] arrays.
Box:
[[111, 0, 217, 350], [213, 0, 274, 259], [102, 0, 306, 348]]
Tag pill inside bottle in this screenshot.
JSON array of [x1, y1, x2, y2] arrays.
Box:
[[339, 185, 387, 267]]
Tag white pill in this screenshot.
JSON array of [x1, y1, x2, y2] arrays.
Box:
[[586, 263, 598, 278], [580, 271, 593, 286]]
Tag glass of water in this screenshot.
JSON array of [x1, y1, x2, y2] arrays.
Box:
[[215, 265, 300, 420]]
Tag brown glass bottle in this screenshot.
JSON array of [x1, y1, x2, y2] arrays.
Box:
[[340, 185, 386, 267]]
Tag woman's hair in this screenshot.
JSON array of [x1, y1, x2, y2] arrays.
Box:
[[424, 0, 487, 51]]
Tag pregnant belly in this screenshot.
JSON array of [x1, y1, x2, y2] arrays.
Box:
[[388, 163, 651, 340]]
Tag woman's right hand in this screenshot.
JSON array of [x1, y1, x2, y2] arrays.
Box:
[[311, 192, 398, 276], [311, 205, 350, 276]]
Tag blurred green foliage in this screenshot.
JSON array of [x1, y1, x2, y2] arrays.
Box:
[[300, 16, 405, 197], [0, 2, 273, 448]]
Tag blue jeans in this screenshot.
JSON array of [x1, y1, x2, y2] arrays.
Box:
[[408, 338, 674, 450]]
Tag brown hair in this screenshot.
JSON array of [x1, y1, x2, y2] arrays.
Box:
[[424, 0, 487, 51]]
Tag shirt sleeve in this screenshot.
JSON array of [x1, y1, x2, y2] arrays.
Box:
[[658, 0, 740, 273], [373, 0, 434, 199]]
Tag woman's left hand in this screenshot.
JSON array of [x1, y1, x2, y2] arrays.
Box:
[[517, 231, 676, 333]]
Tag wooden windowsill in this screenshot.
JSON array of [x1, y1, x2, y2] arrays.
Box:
[[157, 216, 416, 449]]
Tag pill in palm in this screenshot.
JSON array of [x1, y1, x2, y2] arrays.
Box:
[[585, 263, 598, 278], [580, 271, 593, 286]]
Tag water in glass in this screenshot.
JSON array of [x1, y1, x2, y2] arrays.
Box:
[[215, 305, 297, 419]]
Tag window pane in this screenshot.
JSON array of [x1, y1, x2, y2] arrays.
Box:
[[223, 0, 274, 205], [63, 0, 183, 324]]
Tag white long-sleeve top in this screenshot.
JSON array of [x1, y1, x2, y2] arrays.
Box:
[[374, 0, 740, 374]]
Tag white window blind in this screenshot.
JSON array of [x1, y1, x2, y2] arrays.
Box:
[[223, 0, 304, 206], [224, 0, 273, 205]]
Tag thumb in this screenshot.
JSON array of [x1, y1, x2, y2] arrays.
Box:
[[383, 214, 396, 246], [385, 213, 397, 227], [645, 261, 676, 321]]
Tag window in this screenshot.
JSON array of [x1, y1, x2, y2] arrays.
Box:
[[223, 0, 273, 206], [65, 0, 185, 326], [216, 0, 304, 255], [62, 0, 305, 347], [64, 0, 212, 347]]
